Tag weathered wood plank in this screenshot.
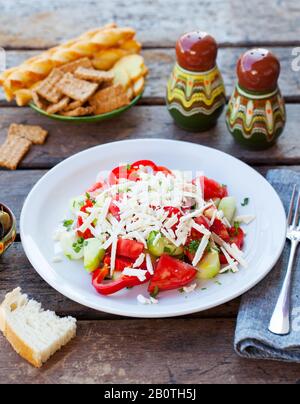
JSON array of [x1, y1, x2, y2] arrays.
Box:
[[0, 105, 299, 168], [0, 318, 299, 384], [0, 0, 300, 48], [0, 243, 239, 320], [1, 47, 299, 104]]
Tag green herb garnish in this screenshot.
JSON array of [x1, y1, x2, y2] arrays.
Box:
[[241, 197, 250, 207], [126, 164, 132, 171], [201, 288, 207, 291], [164, 247, 172, 254], [188, 240, 200, 254], [215, 280, 222, 286], [179, 288, 185, 294], [63, 219, 74, 230], [233, 221, 240, 236], [151, 286, 160, 298], [86, 192, 91, 200], [72, 237, 84, 253]]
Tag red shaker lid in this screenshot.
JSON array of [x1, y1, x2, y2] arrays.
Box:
[[237, 49, 280, 93], [176, 32, 218, 72]]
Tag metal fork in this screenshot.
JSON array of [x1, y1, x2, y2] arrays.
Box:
[[269, 185, 300, 335]]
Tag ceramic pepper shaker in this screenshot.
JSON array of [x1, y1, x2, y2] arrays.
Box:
[[226, 49, 286, 149], [166, 32, 226, 132]]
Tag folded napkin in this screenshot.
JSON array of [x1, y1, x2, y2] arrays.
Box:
[[235, 169, 300, 363]]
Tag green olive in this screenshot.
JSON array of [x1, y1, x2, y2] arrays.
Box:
[[0, 209, 11, 238]]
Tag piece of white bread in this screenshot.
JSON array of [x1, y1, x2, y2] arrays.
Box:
[[0, 288, 77, 368]]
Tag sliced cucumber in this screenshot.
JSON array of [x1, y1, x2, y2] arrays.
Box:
[[163, 240, 184, 256], [83, 238, 105, 273], [147, 231, 165, 257], [212, 198, 221, 208], [147, 231, 184, 257], [60, 231, 84, 260], [218, 197, 236, 223], [196, 249, 220, 280]]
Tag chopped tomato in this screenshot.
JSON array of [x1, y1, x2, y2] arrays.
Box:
[[155, 166, 173, 176], [193, 176, 228, 200], [148, 255, 197, 293], [163, 207, 183, 231], [131, 160, 157, 171], [77, 200, 95, 239], [104, 255, 146, 272], [108, 164, 139, 185], [109, 199, 121, 220], [88, 182, 104, 193], [93, 271, 152, 296], [184, 236, 198, 263], [219, 227, 245, 265], [117, 239, 144, 260], [191, 215, 210, 239], [228, 227, 244, 249], [210, 219, 230, 242]]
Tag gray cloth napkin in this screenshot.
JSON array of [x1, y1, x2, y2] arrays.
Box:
[[235, 169, 300, 363]]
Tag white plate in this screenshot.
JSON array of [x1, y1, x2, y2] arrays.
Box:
[[20, 139, 286, 318]]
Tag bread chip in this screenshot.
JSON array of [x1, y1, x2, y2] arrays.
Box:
[[56, 73, 98, 103], [114, 55, 144, 81], [111, 66, 131, 89], [32, 91, 48, 110], [8, 123, 48, 145], [74, 67, 114, 84], [63, 100, 83, 112], [126, 86, 134, 100], [89, 84, 129, 115], [60, 106, 95, 117], [46, 97, 70, 115], [15, 89, 33, 107], [58, 57, 93, 74], [0, 136, 32, 170], [36, 68, 64, 103], [133, 77, 145, 97]]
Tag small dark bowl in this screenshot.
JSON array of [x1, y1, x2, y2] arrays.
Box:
[[0, 203, 16, 257]]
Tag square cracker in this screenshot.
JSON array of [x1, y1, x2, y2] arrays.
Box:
[[0, 136, 32, 170], [8, 123, 48, 145], [46, 97, 70, 115], [63, 100, 83, 112], [60, 106, 95, 117], [74, 67, 114, 85], [56, 73, 98, 103], [59, 58, 93, 74], [89, 84, 130, 115], [36, 68, 64, 103], [32, 91, 48, 110]]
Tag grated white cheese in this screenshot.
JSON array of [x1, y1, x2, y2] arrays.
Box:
[[212, 233, 248, 269], [133, 253, 146, 268], [192, 235, 210, 267], [123, 268, 147, 282], [146, 253, 154, 275], [137, 294, 158, 305], [110, 237, 118, 276], [234, 215, 256, 225], [220, 247, 239, 273], [183, 283, 198, 293], [191, 222, 211, 237]]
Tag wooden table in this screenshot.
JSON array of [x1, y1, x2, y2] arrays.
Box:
[[1, 0, 300, 384]]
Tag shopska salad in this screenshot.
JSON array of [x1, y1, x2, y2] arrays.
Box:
[[54, 160, 254, 303]]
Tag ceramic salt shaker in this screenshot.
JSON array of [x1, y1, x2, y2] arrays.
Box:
[[226, 49, 286, 149], [166, 32, 226, 132]]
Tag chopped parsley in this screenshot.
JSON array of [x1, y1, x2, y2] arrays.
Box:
[[188, 239, 200, 254], [233, 221, 240, 235], [164, 246, 173, 254], [126, 164, 132, 171], [214, 280, 222, 286], [72, 237, 84, 253], [86, 192, 91, 200], [201, 288, 207, 291], [179, 288, 185, 294], [241, 197, 250, 207], [151, 286, 160, 298], [63, 219, 74, 230]]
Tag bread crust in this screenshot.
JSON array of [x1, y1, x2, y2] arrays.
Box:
[[4, 322, 42, 368]]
